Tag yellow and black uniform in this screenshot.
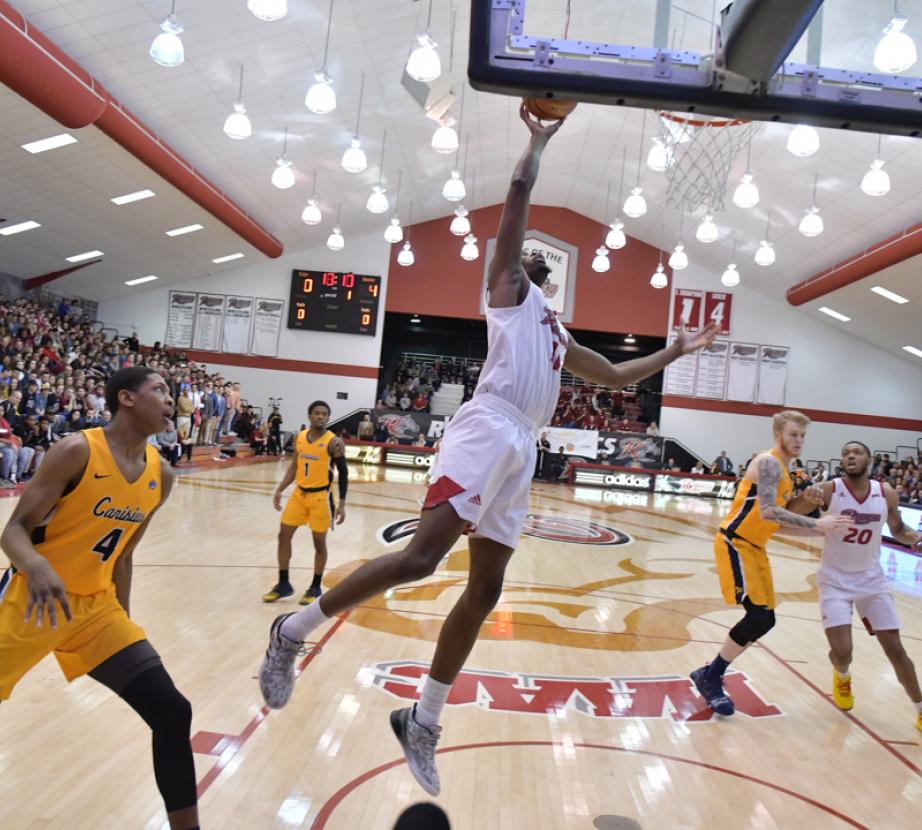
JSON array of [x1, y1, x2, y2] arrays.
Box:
[[281, 429, 336, 533], [714, 448, 793, 610], [0, 428, 162, 700]]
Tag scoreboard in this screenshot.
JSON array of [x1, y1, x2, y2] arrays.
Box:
[[287, 270, 381, 336]]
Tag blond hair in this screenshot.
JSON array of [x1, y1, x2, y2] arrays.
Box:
[[772, 409, 810, 433]]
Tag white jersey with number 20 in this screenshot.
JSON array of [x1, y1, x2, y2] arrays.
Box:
[[821, 479, 886, 573]]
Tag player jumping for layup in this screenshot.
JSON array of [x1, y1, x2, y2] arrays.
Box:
[[691, 410, 852, 716], [259, 105, 718, 796], [814, 441, 922, 731], [262, 401, 347, 605], [0, 367, 199, 830]]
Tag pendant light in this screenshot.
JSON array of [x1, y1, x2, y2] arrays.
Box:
[[450, 206, 470, 236], [305, 0, 337, 114], [799, 174, 824, 237], [326, 204, 344, 251], [301, 171, 322, 225], [721, 238, 740, 287], [592, 246, 611, 273], [873, 4, 917, 73], [384, 171, 404, 243], [649, 225, 668, 289], [442, 134, 467, 201], [860, 135, 891, 196], [397, 203, 415, 266], [223, 65, 252, 140], [754, 211, 776, 266], [431, 12, 460, 154], [606, 149, 628, 249], [406, 0, 441, 83], [646, 136, 673, 172], [341, 73, 367, 173], [731, 134, 759, 208], [695, 211, 719, 244], [668, 213, 688, 270], [247, 0, 288, 22], [270, 127, 295, 189], [623, 112, 648, 218], [461, 234, 480, 261], [365, 130, 389, 213], [149, 1, 184, 67], [787, 124, 820, 157]]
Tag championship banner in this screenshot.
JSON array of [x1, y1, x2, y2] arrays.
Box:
[[663, 335, 698, 397], [694, 340, 729, 399], [165, 290, 196, 348], [544, 427, 599, 459], [672, 288, 703, 331], [727, 342, 759, 402], [757, 345, 790, 405], [251, 298, 284, 356], [221, 295, 254, 354], [704, 291, 733, 336], [191, 293, 225, 351]]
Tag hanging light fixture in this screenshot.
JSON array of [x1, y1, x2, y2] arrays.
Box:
[[721, 239, 740, 287], [799, 174, 825, 237], [366, 130, 389, 213], [754, 211, 776, 266], [624, 112, 648, 218], [650, 225, 668, 289], [861, 135, 891, 196], [270, 127, 295, 189], [223, 65, 252, 140], [592, 246, 611, 273], [406, 0, 441, 82], [606, 150, 628, 249], [301, 172, 322, 225], [397, 202, 415, 265], [431, 14, 460, 154], [873, 5, 917, 73], [695, 212, 719, 244], [668, 212, 688, 270], [340, 73, 367, 173], [305, 0, 337, 114], [326, 205, 344, 251], [149, 1, 184, 67], [646, 136, 673, 172], [384, 170, 404, 243], [247, 0, 288, 22], [786, 124, 820, 157], [732, 134, 760, 208], [461, 233, 480, 261], [450, 206, 470, 236], [442, 134, 467, 201]]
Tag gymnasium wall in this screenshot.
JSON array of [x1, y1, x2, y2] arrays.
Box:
[[96, 231, 391, 425], [659, 264, 922, 464]]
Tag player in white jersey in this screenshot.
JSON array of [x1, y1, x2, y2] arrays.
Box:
[[815, 441, 922, 731], [257, 105, 717, 795]]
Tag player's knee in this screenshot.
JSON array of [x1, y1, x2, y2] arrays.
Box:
[[465, 576, 504, 614], [157, 687, 193, 734], [397, 548, 441, 582], [751, 606, 775, 639]]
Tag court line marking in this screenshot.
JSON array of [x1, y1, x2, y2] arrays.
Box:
[[309, 740, 870, 830]]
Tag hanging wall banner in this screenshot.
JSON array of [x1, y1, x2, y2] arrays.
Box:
[[663, 335, 698, 396], [250, 298, 284, 357], [694, 340, 729, 399], [704, 291, 733, 336], [222, 296, 254, 354], [727, 342, 759, 402], [165, 291, 196, 348], [191, 293, 226, 351], [672, 289, 703, 331], [757, 345, 790, 405]]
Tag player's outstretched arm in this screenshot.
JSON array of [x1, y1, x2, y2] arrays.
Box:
[[882, 483, 922, 550], [563, 323, 719, 389], [487, 105, 564, 308], [0, 435, 90, 628], [755, 454, 852, 534], [787, 480, 832, 514]]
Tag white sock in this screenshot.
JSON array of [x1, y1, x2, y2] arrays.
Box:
[[414, 675, 452, 728], [280, 601, 329, 642], [834, 669, 850, 680]]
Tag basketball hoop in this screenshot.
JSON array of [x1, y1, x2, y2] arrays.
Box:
[[655, 111, 759, 214]]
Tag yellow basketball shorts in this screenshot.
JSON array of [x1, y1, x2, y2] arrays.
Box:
[[0, 573, 146, 700], [714, 533, 776, 610], [281, 488, 334, 533]]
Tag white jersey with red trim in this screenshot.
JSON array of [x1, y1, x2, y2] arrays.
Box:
[[820, 478, 886, 573], [474, 280, 568, 428]]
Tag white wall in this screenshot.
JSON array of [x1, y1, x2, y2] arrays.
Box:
[[96, 231, 390, 425], [659, 264, 922, 462]]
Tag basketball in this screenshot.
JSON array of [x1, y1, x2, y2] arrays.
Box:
[[523, 96, 578, 121]]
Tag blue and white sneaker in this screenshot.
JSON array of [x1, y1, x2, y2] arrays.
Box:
[[691, 664, 735, 716]]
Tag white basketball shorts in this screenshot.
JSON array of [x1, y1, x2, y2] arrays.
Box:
[[423, 393, 537, 550], [817, 564, 901, 633]]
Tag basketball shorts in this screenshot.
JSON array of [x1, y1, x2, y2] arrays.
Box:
[[714, 532, 776, 609], [0, 573, 146, 700], [281, 488, 334, 533], [423, 393, 536, 550], [817, 564, 900, 633]]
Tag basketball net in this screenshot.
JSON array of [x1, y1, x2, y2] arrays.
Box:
[[655, 112, 759, 214]]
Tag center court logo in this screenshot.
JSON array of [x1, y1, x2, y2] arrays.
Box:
[[376, 514, 631, 547]]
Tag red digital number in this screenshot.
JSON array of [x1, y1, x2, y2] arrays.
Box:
[[302, 277, 313, 293], [343, 273, 355, 288], [323, 272, 337, 287], [843, 527, 873, 545]]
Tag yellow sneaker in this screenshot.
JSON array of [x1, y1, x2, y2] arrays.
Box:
[[262, 583, 294, 603], [832, 671, 853, 711], [915, 712, 922, 734]]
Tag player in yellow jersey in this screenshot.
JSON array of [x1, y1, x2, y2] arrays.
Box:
[[690, 410, 852, 716], [0, 367, 199, 830], [262, 400, 347, 605]]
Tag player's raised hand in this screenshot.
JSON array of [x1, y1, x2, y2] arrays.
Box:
[[675, 322, 719, 355], [519, 103, 565, 138], [815, 514, 855, 535], [22, 557, 72, 629], [802, 485, 826, 506]]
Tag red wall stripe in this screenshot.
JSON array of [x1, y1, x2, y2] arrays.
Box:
[[182, 350, 378, 380]]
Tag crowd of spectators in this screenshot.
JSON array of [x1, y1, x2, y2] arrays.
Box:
[[0, 295, 259, 487], [376, 357, 481, 414]]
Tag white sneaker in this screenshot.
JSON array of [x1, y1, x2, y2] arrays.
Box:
[[258, 613, 307, 709], [390, 705, 442, 795]]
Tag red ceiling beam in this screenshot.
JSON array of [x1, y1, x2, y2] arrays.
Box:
[[0, 1, 283, 261], [23, 259, 100, 290]]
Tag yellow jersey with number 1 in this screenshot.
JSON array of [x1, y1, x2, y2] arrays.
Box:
[[295, 429, 335, 490], [29, 428, 162, 596]]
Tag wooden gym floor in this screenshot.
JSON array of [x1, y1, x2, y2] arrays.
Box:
[[1, 459, 920, 829]]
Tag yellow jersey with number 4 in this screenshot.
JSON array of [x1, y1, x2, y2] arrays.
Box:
[[295, 429, 335, 490], [31, 428, 162, 596], [719, 448, 793, 548]]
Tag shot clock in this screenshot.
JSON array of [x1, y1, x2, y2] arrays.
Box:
[[287, 270, 381, 335]]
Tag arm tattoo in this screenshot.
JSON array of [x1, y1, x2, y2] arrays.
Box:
[[756, 456, 818, 529]]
